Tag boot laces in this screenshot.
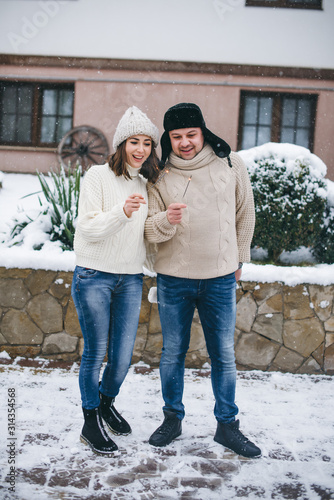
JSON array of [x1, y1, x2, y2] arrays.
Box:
[[230, 425, 249, 444], [157, 418, 176, 435]]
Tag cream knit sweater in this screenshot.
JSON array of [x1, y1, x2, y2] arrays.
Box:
[[73, 163, 148, 274], [144, 144, 255, 279]]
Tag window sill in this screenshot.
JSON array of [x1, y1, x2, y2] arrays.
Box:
[[0, 145, 56, 153], [245, 0, 322, 8]]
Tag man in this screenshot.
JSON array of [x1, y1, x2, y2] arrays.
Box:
[[144, 103, 261, 458]]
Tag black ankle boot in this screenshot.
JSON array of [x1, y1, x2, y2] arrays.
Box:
[[149, 411, 182, 447], [214, 419, 261, 458], [80, 407, 118, 456], [99, 393, 131, 436]]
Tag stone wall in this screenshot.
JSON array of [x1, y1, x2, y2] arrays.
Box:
[[0, 267, 333, 375]]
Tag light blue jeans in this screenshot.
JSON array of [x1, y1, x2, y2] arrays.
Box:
[[71, 266, 143, 409], [157, 272, 239, 423]]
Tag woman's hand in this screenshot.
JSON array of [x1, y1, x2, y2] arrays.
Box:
[[123, 193, 146, 218]]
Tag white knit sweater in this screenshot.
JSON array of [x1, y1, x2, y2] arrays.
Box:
[[73, 163, 148, 274]]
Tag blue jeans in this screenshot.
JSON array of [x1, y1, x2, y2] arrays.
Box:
[[71, 266, 143, 409], [157, 273, 238, 423]]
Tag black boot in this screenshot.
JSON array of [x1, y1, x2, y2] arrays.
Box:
[[80, 407, 118, 456], [99, 392, 131, 435], [149, 411, 182, 447], [214, 419, 261, 458]]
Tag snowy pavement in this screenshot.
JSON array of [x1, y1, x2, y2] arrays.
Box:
[[0, 358, 333, 500]]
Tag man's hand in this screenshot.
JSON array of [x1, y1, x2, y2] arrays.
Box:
[[123, 193, 146, 218], [235, 267, 242, 282], [167, 203, 187, 225]]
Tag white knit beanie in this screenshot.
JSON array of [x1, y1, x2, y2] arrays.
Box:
[[112, 106, 159, 151]]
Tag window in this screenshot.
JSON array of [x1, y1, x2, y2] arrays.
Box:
[[0, 81, 74, 147], [246, 0, 322, 9], [238, 91, 317, 151]]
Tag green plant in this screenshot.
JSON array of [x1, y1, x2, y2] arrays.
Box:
[[249, 157, 327, 263], [311, 204, 334, 264], [7, 163, 82, 251], [37, 164, 81, 249]]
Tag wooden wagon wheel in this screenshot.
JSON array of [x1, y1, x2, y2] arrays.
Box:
[[57, 125, 110, 171]]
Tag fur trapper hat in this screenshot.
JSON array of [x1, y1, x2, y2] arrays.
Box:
[[160, 102, 231, 166]]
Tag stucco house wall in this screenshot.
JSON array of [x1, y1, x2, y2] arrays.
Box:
[[0, 0, 333, 178], [1, 56, 334, 178]]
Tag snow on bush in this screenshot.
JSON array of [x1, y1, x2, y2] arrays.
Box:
[[2, 165, 81, 251], [312, 202, 334, 264], [238, 143, 333, 264]]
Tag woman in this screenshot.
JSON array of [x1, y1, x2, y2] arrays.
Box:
[[71, 106, 159, 456]]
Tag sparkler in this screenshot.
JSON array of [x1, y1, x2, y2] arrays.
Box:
[[147, 168, 192, 201], [182, 175, 192, 199], [147, 167, 170, 192]]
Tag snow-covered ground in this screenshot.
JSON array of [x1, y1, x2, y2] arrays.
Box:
[[0, 356, 333, 500]]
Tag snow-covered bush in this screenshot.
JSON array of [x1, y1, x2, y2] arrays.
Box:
[[4, 164, 82, 251], [238, 143, 329, 263], [312, 188, 334, 264]]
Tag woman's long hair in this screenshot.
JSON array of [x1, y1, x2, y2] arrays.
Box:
[[108, 140, 160, 183]]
